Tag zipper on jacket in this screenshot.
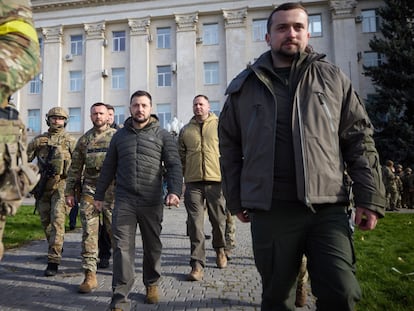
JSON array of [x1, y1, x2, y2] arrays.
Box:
[[317, 92, 335, 132], [317, 92, 339, 155], [296, 96, 316, 214]]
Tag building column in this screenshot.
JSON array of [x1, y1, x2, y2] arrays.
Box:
[[41, 26, 63, 133], [175, 13, 198, 122], [83, 21, 106, 129], [223, 8, 248, 85], [128, 17, 151, 93], [329, 0, 360, 92]]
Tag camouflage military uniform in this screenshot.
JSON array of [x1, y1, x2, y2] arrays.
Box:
[[224, 210, 236, 257], [0, 0, 40, 260], [65, 124, 116, 273], [382, 160, 398, 211], [27, 108, 76, 270]]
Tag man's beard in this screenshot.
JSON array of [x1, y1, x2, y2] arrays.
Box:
[[132, 116, 149, 124]]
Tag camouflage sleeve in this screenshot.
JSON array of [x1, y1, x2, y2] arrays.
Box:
[[65, 136, 85, 196], [0, 0, 40, 107], [26, 135, 39, 162]]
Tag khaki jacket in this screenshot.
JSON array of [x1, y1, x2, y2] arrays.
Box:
[[179, 113, 221, 183]]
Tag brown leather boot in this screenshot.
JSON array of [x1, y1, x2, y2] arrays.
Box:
[[216, 248, 227, 268], [78, 270, 98, 293], [145, 285, 159, 304], [187, 261, 204, 281]]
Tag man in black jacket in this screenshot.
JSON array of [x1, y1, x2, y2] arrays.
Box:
[[94, 90, 182, 311], [219, 3, 386, 311]]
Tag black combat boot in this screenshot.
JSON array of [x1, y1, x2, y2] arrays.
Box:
[[44, 262, 58, 277]]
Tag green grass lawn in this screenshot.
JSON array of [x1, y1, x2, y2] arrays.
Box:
[[354, 212, 414, 311], [3, 206, 414, 310], [3, 205, 76, 249]]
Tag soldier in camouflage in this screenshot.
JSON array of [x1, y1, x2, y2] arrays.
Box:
[[0, 0, 40, 260], [65, 102, 116, 293], [382, 160, 398, 211], [27, 107, 77, 276]]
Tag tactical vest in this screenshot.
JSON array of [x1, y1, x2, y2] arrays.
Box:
[[0, 110, 39, 216], [84, 130, 115, 181], [35, 132, 73, 190]]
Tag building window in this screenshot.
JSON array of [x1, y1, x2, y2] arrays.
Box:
[[363, 51, 385, 67], [70, 35, 83, 55], [113, 106, 126, 125], [156, 27, 171, 49], [157, 65, 172, 87], [309, 14, 322, 37], [203, 23, 219, 45], [157, 103, 171, 129], [29, 74, 41, 94], [362, 9, 378, 33], [252, 19, 266, 41], [38, 37, 43, 58], [204, 62, 219, 85], [210, 101, 221, 116], [69, 71, 82, 92], [67, 107, 81, 132], [27, 109, 40, 133], [111, 68, 126, 89], [113, 31, 126, 52]]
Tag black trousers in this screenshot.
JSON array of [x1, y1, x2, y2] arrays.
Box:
[[250, 201, 361, 311]]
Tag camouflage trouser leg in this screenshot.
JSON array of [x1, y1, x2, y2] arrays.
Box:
[[0, 215, 5, 260], [102, 201, 114, 249], [225, 210, 236, 251], [297, 255, 309, 286], [80, 196, 100, 273], [37, 187, 67, 264]]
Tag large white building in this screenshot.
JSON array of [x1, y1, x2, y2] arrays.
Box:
[[18, 0, 383, 138]]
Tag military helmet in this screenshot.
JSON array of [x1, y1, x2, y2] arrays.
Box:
[[46, 107, 69, 126], [46, 107, 68, 119]]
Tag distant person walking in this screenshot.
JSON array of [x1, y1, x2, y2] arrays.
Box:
[[178, 94, 227, 282], [65, 102, 116, 293], [27, 107, 76, 276], [94, 90, 182, 310]]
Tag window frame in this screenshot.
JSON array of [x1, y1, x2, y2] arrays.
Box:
[[203, 23, 219, 45], [252, 19, 267, 42], [112, 31, 126, 52], [111, 68, 126, 89], [204, 62, 219, 85], [157, 65, 172, 87], [70, 34, 83, 55], [156, 27, 171, 49], [157, 103, 172, 129], [27, 109, 41, 133], [29, 74, 41, 94], [67, 107, 82, 132], [309, 14, 322, 37], [362, 9, 378, 33], [69, 71, 82, 92]]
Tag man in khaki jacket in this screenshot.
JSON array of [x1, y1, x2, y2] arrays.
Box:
[[178, 94, 227, 281]]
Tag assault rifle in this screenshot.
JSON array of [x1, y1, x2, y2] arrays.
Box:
[[31, 145, 57, 204]]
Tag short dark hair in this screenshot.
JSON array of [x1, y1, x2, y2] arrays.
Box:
[[266, 2, 308, 33], [90, 102, 107, 112], [193, 94, 209, 102], [106, 104, 115, 111], [130, 90, 152, 106]]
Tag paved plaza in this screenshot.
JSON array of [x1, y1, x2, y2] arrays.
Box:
[[0, 203, 315, 311]]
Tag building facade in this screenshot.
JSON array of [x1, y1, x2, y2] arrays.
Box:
[[18, 0, 383, 138]]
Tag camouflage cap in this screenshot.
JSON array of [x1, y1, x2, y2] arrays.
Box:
[[46, 107, 68, 119]]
